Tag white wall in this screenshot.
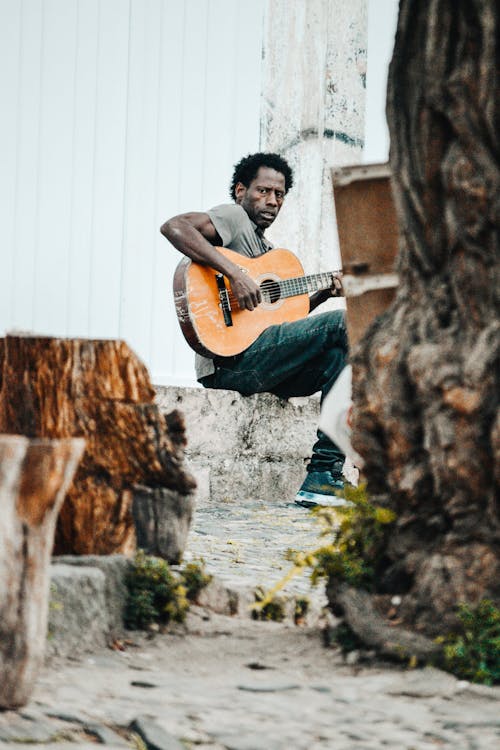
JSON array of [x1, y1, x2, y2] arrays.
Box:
[[0, 0, 264, 386], [363, 0, 399, 163], [261, 0, 367, 275], [0, 0, 398, 386]]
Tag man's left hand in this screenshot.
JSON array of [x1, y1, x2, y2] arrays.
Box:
[[330, 272, 344, 297]]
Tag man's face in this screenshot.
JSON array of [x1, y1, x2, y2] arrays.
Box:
[[235, 167, 286, 229]]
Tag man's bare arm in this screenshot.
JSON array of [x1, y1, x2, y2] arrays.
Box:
[[160, 212, 261, 310]]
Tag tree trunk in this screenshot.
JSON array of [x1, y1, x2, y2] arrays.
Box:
[[0, 434, 84, 709], [0, 336, 196, 556], [350, 0, 499, 635]]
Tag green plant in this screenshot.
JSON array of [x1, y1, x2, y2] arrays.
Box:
[[179, 559, 212, 601], [440, 600, 500, 685], [252, 484, 396, 614], [252, 586, 286, 622], [308, 483, 396, 589], [294, 596, 310, 625], [125, 550, 189, 629], [281, 484, 396, 590]]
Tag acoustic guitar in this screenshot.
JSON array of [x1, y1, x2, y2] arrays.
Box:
[[173, 246, 340, 358]]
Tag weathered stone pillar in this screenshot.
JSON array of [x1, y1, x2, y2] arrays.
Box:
[[261, 0, 368, 273]]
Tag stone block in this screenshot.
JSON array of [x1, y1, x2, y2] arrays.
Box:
[[47, 565, 108, 657], [155, 386, 320, 506], [156, 386, 319, 459], [52, 555, 130, 639]]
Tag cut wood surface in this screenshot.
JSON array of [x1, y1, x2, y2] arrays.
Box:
[[0, 336, 196, 556], [0, 434, 84, 709]]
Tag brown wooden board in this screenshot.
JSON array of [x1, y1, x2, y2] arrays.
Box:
[[331, 163, 399, 347]]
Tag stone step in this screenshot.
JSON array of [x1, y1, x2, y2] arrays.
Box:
[[47, 553, 322, 659]]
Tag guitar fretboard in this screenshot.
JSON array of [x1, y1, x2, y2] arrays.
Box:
[[280, 272, 337, 298], [260, 272, 338, 303]]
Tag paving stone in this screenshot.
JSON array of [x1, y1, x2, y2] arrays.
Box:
[[84, 723, 131, 746], [0, 716, 60, 743], [6, 745, 128, 750], [237, 683, 301, 692], [385, 665, 459, 698], [129, 717, 185, 750]]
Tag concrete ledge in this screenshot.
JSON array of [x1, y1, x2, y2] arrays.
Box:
[[48, 556, 130, 658], [155, 386, 321, 505]]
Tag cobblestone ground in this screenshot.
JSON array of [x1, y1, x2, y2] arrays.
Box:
[[185, 499, 328, 602], [1, 499, 499, 750]]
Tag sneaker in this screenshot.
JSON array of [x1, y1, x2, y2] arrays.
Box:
[[294, 469, 352, 508]]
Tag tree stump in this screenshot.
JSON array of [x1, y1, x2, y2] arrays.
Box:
[[0, 336, 196, 556], [346, 0, 500, 637], [0, 434, 84, 709]]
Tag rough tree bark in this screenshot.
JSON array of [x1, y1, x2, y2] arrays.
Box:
[[0, 336, 196, 557], [0, 434, 84, 708], [348, 0, 499, 636]]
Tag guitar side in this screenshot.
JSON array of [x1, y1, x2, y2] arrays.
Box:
[[173, 257, 215, 358], [173, 247, 311, 358]]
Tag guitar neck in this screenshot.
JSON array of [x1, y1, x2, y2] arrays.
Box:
[[279, 271, 339, 299]]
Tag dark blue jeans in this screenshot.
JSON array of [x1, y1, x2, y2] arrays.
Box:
[[199, 310, 348, 473]]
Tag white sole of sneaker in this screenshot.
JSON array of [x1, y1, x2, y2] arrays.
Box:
[[294, 491, 353, 509]]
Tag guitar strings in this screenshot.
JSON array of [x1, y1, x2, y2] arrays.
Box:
[[219, 272, 338, 309]]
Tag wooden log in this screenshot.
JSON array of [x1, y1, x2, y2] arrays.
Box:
[[0, 434, 84, 709], [0, 336, 196, 556]]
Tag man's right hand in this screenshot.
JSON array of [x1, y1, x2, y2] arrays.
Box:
[[228, 267, 262, 311], [161, 211, 262, 310]]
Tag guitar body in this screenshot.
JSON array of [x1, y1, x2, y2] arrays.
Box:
[[173, 247, 310, 358]]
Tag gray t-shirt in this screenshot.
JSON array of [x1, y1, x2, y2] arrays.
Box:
[[195, 203, 273, 379]]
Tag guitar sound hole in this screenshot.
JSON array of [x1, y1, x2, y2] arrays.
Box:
[[260, 279, 281, 304]]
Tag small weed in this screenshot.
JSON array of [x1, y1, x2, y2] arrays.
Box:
[[125, 553, 214, 630], [306, 483, 396, 590], [439, 599, 500, 685], [179, 559, 212, 601], [252, 586, 286, 622], [294, 596, 310, 625], [329, 622, 363, 653], [125, 550, 189, 630]]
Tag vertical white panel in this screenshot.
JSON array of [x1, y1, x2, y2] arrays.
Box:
[[11, 0, 44, 331], [150, 0, 186, 380], [172, 0, 210, 379], [0, 0, 21, 331], [364, 0, 398, 163], [231, 0, 265, 160], [88, 0, 130, 337], [176, 0, 209, 213], [33, 0, 77, 333], [66, 0, 100, 337], [119, 0, 162, 365], [201, 0, 238, 207]]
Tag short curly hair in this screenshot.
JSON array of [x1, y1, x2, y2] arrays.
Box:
[[230, 152, 294, 201]]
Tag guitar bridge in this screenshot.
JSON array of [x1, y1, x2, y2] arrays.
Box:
[[215, 274, 233, 327]]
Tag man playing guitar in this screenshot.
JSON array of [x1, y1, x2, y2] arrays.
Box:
[[161, 152, 348, 507]]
